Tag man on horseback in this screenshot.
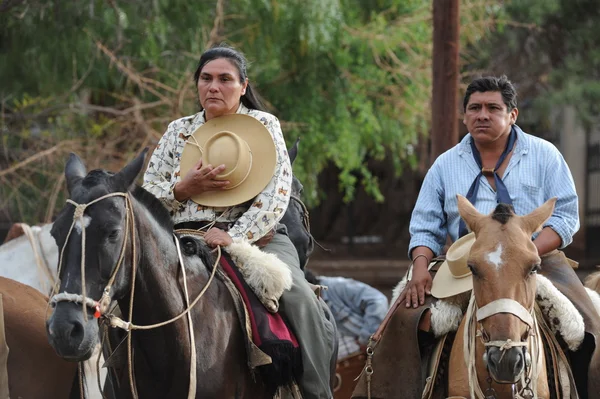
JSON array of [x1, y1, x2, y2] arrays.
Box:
[[353, 75, 600, 398], [143, 45, 336, 399]]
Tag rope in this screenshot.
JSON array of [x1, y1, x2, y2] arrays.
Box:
[[106, 246, 220, 331], [49, 293, 97, 309], [19, 223, 56, 294], [289, 194, 329, 253], [174, 234, 197, 399]]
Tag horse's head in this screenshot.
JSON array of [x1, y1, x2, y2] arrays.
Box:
[[46, 150, 148, 361], [457, 195, 556, 384], [280, 139, 314, 269]]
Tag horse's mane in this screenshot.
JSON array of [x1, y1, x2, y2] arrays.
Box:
[[132, 186, 174, 231], [492, 203, 515, 225]]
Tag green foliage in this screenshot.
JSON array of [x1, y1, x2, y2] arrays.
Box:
[[466, 0, 600, 128], [1, 0, 499, 224]]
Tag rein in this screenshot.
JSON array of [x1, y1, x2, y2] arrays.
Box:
[[464, 294, 542, 399], [49, 192, 221, 399], [289, 194, 329, 253]]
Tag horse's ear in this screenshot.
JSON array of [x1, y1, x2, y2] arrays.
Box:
[[65, 153, 87, 195], [112, 148, 149, 191], [520, 197, 556, 235], [288, 138, 300, 165], [457, 195, 484, 234]]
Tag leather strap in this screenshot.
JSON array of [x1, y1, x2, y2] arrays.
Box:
[[372, 259, 444, 342], [421, 333, 448, 399], [476, 298, 534, 328]]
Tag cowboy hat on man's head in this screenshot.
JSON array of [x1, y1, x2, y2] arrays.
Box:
[[179, 114, 276, 207]]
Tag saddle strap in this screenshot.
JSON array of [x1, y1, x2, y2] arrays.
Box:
[[371, 259, 444, 343], [421, 333, 448, 399]]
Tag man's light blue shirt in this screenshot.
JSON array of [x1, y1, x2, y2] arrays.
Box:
[[409, 125, 579, 257]]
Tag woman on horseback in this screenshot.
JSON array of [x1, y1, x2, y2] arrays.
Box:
[[143, 45, 335, 399]]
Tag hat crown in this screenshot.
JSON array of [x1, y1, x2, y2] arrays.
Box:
[[178, 113, 277, 207], [204, 131, 252, 189], [430, 232, 476, 299], [445, 233, 474, 278]]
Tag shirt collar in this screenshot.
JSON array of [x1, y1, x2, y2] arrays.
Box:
[[184, 102, 250, 137]]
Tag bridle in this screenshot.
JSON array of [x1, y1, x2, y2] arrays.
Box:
[[464, 293, 542, 399], [48, 192, 220, 399]]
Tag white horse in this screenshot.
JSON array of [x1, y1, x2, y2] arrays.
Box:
[[0, 223, 106, 399]]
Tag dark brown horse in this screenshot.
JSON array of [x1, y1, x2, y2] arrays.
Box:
[[45, 150, 295, 398], [0, 276, 78, 398]]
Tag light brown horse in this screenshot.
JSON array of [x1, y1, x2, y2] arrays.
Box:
[[0, 276, 78, 398], [447, 196, 554, 398]]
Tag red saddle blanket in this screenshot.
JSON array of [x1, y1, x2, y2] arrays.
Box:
[[219, 252, 302, 393]]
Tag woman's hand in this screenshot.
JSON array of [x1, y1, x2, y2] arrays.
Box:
[[204, 227, 233, 248], [174, 159, 229, 201], [398, 263, 432, 308], [254, 229, 275, 248]]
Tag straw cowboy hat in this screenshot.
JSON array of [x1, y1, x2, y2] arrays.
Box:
[[430, 232, 476, 299], [179, 114, 276, 207]]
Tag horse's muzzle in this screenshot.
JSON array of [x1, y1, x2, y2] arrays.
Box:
[[486, 346, 525, 384], [46, 302, 98, 361]]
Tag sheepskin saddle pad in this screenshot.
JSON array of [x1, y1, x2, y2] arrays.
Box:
[[390, 274, 600, 352]]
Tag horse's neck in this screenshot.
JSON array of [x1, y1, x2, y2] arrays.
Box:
[[118, 201, 219, 387], [0, 224, 57, 294]]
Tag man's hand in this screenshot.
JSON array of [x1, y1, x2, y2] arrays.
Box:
[[174, 159, 229, 201], [204, 227, 233, 248], [398, 263, 432, 308]]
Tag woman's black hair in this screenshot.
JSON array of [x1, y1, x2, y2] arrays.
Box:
[[193, 44, 265, 111]]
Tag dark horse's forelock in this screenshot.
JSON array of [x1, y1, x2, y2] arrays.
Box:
[[492, 203, 515, 225]]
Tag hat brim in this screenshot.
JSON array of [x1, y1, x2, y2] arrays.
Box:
[[179, 114, 277, 207], [430, 260, 473, 299]]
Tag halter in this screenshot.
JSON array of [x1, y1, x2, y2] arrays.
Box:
[[464, 294, 543, 399], [48, 192, 221, 399]]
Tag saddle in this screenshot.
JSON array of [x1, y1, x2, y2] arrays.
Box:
[[175, 229, 302, 396]]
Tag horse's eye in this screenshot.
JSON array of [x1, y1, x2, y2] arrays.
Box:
[[108, 229, 120, 241]]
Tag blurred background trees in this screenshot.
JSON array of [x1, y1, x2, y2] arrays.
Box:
[[2, 0, 598, 259], [0, 0, 497, 225]]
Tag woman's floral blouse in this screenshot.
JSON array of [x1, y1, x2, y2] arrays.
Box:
[[143, 103, 292, 243]]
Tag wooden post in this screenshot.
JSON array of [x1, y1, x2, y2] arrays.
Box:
[[430, 0, 460, 165]]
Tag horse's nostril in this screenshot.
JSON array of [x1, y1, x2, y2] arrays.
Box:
[[513, 351, 524, 374], [68, 320, 85, 342]]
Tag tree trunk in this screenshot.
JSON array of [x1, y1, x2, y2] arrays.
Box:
[[430, 0, 460, 164]]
